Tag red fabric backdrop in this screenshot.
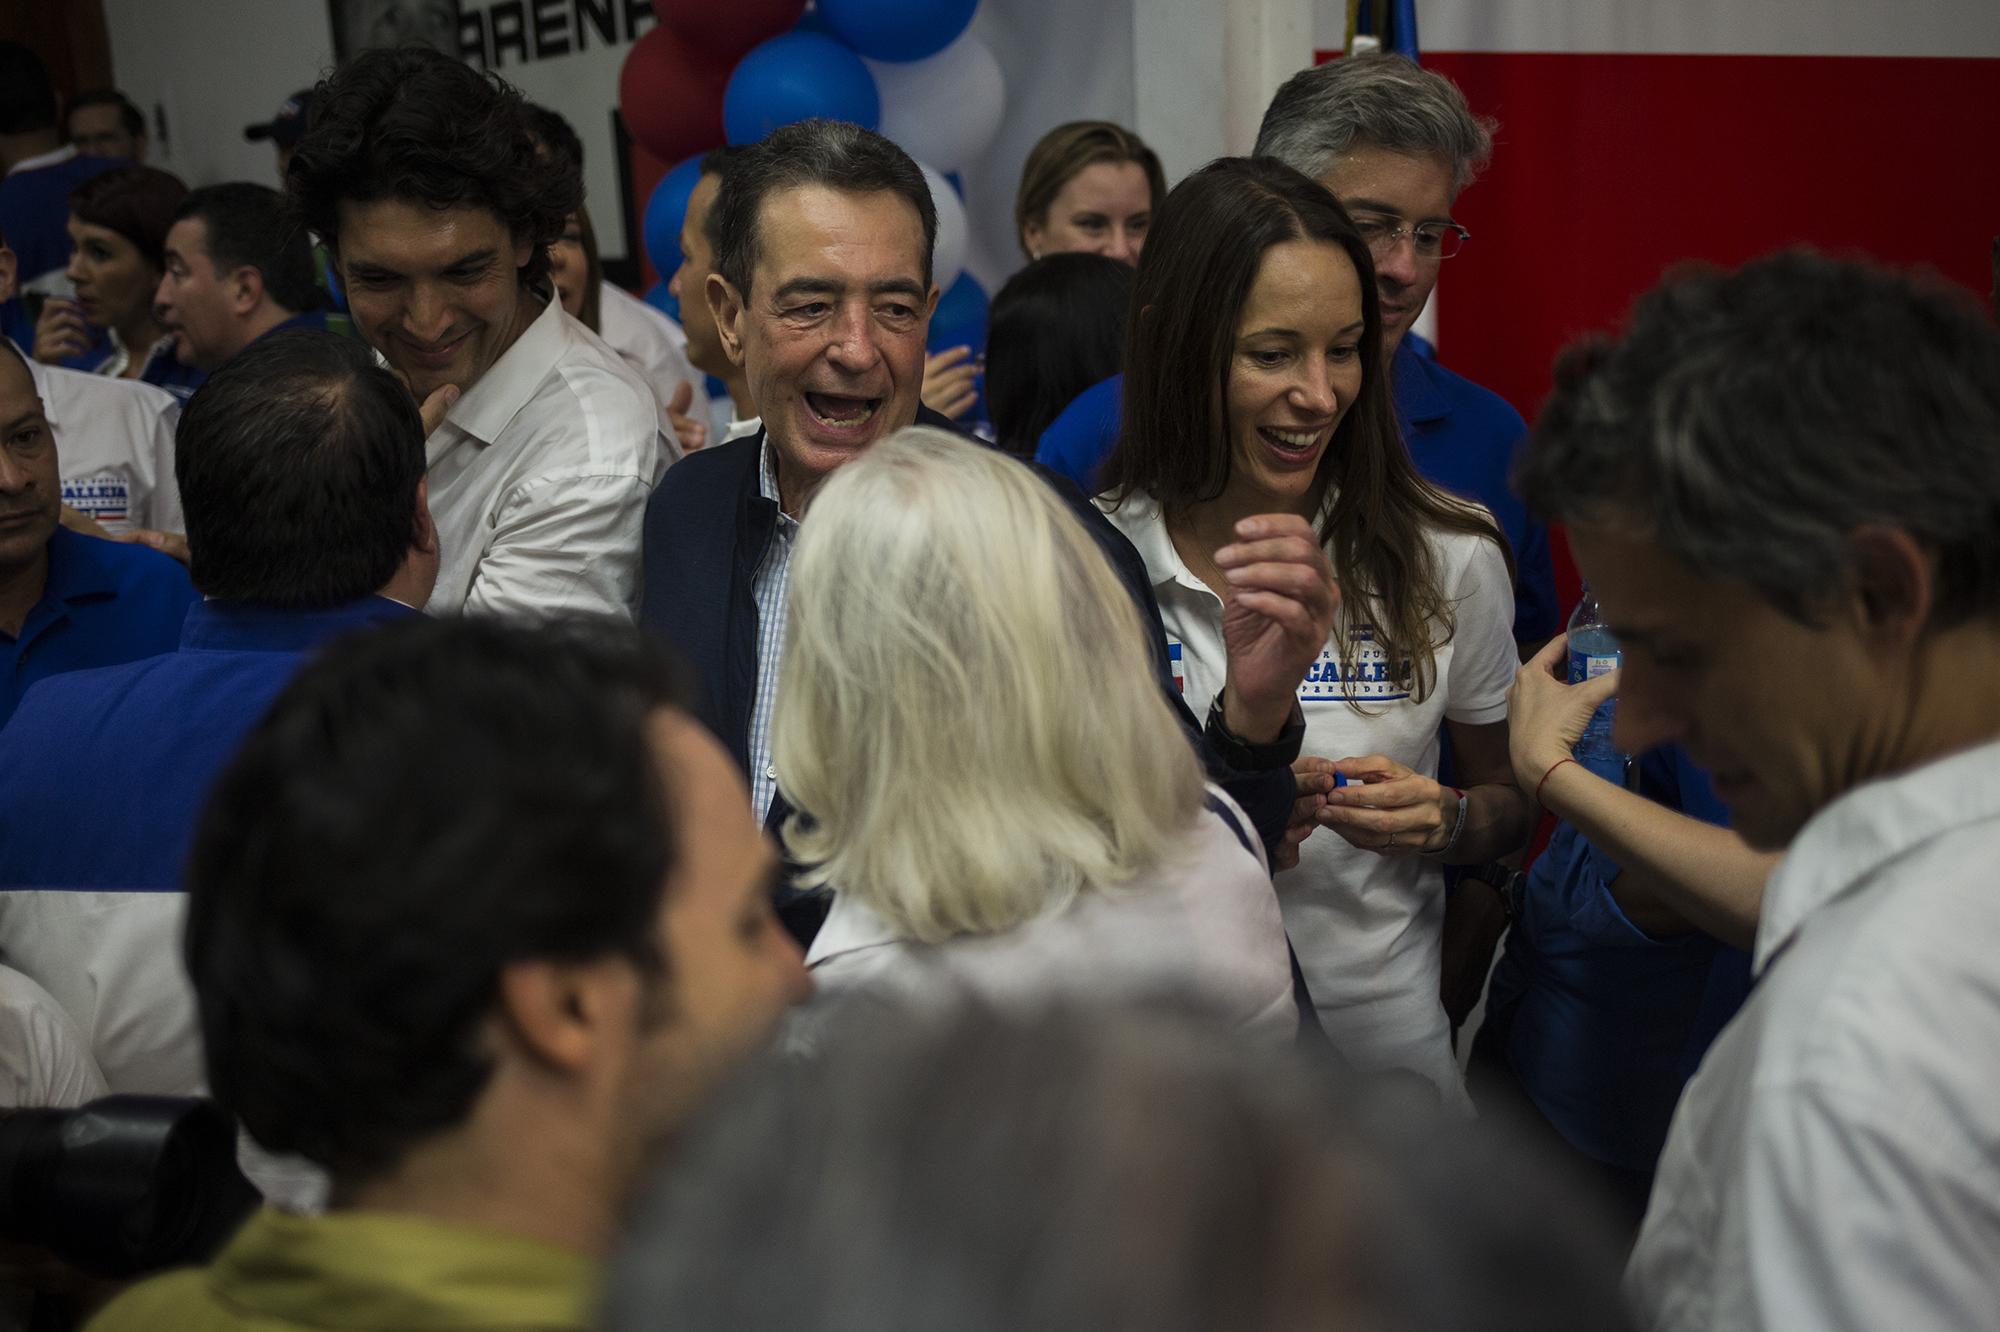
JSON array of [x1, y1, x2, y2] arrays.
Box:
[[1319, 49, 2000, 608]]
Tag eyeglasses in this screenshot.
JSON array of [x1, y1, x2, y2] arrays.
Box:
[[1350, 213, 1471, 260]]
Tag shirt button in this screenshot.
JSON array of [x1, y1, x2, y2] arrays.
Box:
[[766, 766, 777, 779]]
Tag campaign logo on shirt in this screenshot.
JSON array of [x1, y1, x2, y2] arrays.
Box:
[[1167, 638, 1184, 694], [1299, 624, 1412, 703], [63, 469, 132, 531]]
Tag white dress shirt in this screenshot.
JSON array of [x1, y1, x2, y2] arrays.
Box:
[[806, 784, 1296, 1042], [1100, 490, 1516, 1109], [422, 297, 673, 618], [1627, 735, 2000, 1331], [26, 353, 182, 534], [747, 438, 799, 823], [597, 282, 711, 429]]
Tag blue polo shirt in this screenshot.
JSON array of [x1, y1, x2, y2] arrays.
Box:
[[0, 595, 418, 890], [1479, 746, 1753, 1173], [1, 526, 197, 727], [1032, 343, 1561, 642]]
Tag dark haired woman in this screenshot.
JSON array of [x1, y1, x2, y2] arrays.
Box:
[[1099, 157, 1530, 1110], [984, 252, 1132, 457], [32, 165, 205, 399]]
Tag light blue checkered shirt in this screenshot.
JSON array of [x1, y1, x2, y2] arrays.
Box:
[[748, 440, 801, 823]]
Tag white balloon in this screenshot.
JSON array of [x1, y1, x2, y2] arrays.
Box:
[[920, 162, 969, 292], [868, 32, 1007, 172]]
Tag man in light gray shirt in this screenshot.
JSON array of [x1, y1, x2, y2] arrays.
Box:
[[287, 47, 669, 619], [1516, 250, 2000, 1331]]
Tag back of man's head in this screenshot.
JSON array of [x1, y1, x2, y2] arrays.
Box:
[[286, 46, 578, 293], [0, 42, 58, 138], [185, 616, 687, 1184], [1518, 250, 2000, 629], [176, 330, 423, 607], [1254, 52, 1493, 196], [710, 118, 935, 300], [173, 182, 320, 316], [607, 1002, 1633, 1332]]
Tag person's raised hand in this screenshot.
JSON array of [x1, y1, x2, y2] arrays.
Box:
[[414, 383, 459, 437], [1272, 755, 1341, 871], [115, 528, 190, 566], [1507, 636, 1619, 796], [666, 380, 708, 452], [1316, 753, 1451, 857], [32, 298, 90, 364], [921, 346, 980, 420], [1214, 513, 1339, 743]]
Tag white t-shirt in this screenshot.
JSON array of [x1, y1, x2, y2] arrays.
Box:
[[422, 298, 673, 618], [25, 353, 182, 535], [597, 282, 711, 429], [1100, 491, 1516, 1108], [805, 784, 1296, 1043], [1627, 736, 2000, 1332]]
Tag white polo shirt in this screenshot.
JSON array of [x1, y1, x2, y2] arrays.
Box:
[[423, 297, 673, 618], [1100, 490, 1515, 1109], [25, 353, 182, 535], [598, 282, 711, 431], [1627, 735, 2000, 1332]]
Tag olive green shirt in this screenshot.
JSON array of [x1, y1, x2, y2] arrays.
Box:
[[85, 1208, 596, 1331]]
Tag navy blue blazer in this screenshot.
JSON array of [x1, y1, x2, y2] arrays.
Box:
[[639, 409, 1295, 851]]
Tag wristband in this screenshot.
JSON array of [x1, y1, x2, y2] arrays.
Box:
[[1534, 757, 1578, 806], [1422, 786, 1468, 858]]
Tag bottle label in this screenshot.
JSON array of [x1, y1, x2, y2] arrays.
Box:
[[1583, 654, 1618, 680]]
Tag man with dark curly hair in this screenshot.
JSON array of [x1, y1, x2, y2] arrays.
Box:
[[286, 47, 671, 619]]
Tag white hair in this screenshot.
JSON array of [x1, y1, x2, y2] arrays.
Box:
[[774, 427, 1207, 944]]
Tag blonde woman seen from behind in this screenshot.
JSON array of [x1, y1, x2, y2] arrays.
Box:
[[775, 428, 1295, 1039]]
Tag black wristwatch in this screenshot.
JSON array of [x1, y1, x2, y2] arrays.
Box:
[[1204, 693, 1306, 771], [1461, 860, 1527, 924]]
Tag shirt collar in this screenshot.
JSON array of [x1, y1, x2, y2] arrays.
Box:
[[1391, 335, 1451, 427], [757, 434, 800, 531], [1098, 490, 1185, 593], [206, 1207, 596, 1330], [7, 143, 76, 175], [1754, 734, 2000, 974], [806, 889, 903, 966], [429, 295, 562, 461], [180, 595, 420, 654]]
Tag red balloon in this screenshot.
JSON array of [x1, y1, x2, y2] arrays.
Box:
[[619, 26, 734, 165], [655, 0, 807, 63]]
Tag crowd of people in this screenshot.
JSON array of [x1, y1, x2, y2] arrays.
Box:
[[1, 31, 1997, 1332]]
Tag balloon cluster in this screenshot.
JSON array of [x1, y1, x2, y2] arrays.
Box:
[[623, 0, 1002, 346]]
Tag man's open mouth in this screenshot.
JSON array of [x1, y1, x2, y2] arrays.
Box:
[[804, 392, 881, 429]]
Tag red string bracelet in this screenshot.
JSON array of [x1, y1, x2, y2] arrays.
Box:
[[1534, 757, 1577, 806]]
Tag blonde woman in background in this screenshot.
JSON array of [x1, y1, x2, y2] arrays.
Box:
[[774, 427, 1295, 1039]]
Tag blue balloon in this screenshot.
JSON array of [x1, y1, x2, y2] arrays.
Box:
[[643, 280, 679, 323], [926, 270, 988, 356], [723, 32, 880, 145], [643, 155, 706, 285], [819, 0, 977, 62]]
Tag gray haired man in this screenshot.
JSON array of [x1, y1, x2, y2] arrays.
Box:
[[1517, 250, 2000, 1331]]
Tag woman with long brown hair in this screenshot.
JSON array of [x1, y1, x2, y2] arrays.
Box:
[[1099, 157, 1529, 1109]]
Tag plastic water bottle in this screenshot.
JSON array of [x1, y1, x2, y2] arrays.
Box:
[[1566, 586, 1625, 778]]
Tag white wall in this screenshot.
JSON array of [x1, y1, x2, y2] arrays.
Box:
[[103, 0, 337, 189]]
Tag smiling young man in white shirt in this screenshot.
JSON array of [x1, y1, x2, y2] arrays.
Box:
[[287, 47, 670, 619], [1517, 251, 2000, 1332]]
